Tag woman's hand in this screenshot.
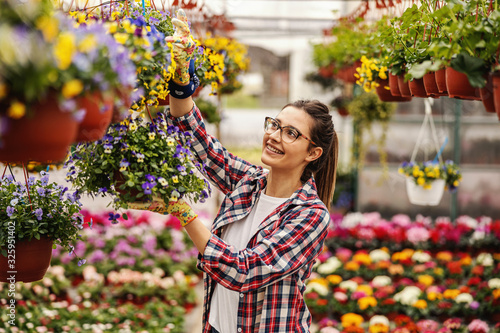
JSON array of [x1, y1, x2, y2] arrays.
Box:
[[128, 197, 198, 227]]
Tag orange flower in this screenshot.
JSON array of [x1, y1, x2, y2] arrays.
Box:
[[358, 296, 377, 310], [377, 260, 391, 269], [345, 261, 361, 271], [460, 255, 472, 266], [436, 251, 453, 262], [369, 324, 389, 333], [418, 275, 434, 287], [493, 289, 500, 299], [327, 274, 343, 285], [443, 289, 461, 299], [413, 299, 428, 309], [388, 264, 404, 275], [353, 253, 372, 265], [341, 313, 364, 327], [317, 299, 329, 306]]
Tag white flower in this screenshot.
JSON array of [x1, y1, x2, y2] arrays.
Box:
[[477, 253, 494, 266], [412, 251, 432, 263], [369, 315, 390, 326], [488, 278, 500, 289], [341, 212, 365, 229], [320, 328, 340, 333], [339, 280, 358, 292], [305, 282, 329, 296], [456, 215, 478, 229], [372, 276, 392, 288], [369, 249, 390, 262], [394, 286, 422, 305], [317, 257, 342, 275], [471, 230, 486, 242], [455, 293, 473, 304]]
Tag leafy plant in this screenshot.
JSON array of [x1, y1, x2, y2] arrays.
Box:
[[0, 171, 88, 263], [64, 112, 211, 222]]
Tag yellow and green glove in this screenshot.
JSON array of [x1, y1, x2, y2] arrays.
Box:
[[165, 9, 200, 98], [128, 197, 198, 227]]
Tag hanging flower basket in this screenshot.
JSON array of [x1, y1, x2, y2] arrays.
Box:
[[397, 74, 412, 97], [0, 237, 53, 283], [423, 72, 447, 98], [376, 79, 412, 102], [0, 94, 78, 163], [405, 178, 445, 206], [75, 93, 114, 142], [435, 68, 448, 94], [389, 73, 402, 97], [446, 67, 481, 100], [408, 78, 428, 98]]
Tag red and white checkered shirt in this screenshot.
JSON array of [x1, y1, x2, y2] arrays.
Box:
[[168, 104, 331, 333]]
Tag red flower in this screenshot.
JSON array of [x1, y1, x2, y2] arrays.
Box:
[[382, 298, 396, 305], [447, 261, 463, 275], [471, 265, 484, 276], [438, 301, 453, 309], [468, 277, 482, 286], [394, 314, 413, 326]]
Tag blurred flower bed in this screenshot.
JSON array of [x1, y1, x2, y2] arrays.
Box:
[[307, 212, 500, 333], [0, 210, 201, 332]]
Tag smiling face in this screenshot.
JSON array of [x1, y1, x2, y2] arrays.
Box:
[[261, 106, 322, 177]]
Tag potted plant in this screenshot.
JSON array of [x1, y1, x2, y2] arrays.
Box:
[[330, 95, 352, 117], [64, 112, 210, 223], [0, 170, 89, 282], [398, 160, 462, 206], [347, 92, 396, 174], [0, 0, 137, 164]]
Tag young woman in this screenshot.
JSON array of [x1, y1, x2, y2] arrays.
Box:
[[139, 10, 338, 333]]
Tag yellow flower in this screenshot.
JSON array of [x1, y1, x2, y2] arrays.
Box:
[[345, 261, 360, 271], [417, 177, 425, 186], [358, 296, 377, 310], [172, 175, 179, 183], [62, 79, 84, 98], [443, 289, 461, 299], [107, 22, 118, 34], [357, 284, 373, 296], [7, 101, 26, 119], [148, 132, 156, 140], [129, 123, 137, 131], [326, 274, 342, 285], [122, 20, 135, 34], [341, 313, 364, 327], [114, 33, 129, 45], [427, 291, 442, 301], [36, 16, 59, 42], [353, 253, 372, 265], [54, 32, 76, 70], [369, 323, 389, 333], [78, 35, 97, 52], [413, 299, 427, 309], [418, 275, 434, 287]]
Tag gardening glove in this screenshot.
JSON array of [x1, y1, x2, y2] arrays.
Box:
[[166, 198, 198, 227], [165, 9, 196, 85]]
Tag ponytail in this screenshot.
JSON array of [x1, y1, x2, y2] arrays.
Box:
[[284, 100, 338, 209]]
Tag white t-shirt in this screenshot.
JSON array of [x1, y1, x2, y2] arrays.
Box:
[[208, 191, 288, 333]]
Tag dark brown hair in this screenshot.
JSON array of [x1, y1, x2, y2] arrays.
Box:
[[282, 100, 338, 209]]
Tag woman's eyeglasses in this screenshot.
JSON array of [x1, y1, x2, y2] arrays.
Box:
[[264, 117, 316, 145]]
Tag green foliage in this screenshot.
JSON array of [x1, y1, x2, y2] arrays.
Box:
[[0, 171, 87, 261]]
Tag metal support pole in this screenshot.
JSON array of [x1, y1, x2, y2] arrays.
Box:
[[450, 99, 462, 221]]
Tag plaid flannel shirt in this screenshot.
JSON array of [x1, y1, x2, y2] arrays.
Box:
[[167, 104, 331, 333]]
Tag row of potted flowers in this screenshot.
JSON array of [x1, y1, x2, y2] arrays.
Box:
[[306, 246, 500, 325], [313, 0, 500, 119], [326, 212, 500, 252], [316, 314, 500, 333]]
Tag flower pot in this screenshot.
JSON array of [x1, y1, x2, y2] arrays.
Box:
[[492, 72, 500, 120], [376, 79, 412, 102], [435, 68, 448, 94], [446, 67, 481, 100], [389, 73, 402, 97], [408, 78, 428, 97], [480, 72, 495, 113], [0, 237, 53, 283], [397, 74, 412, 97], [75, 93, 114, 142], [337, 107, 349, 117], [0, 93, 78, 163], [423, 72, 447, 97], [406, 178, 445, 206]]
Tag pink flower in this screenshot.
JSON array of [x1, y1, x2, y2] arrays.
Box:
[[363, 212, 382, 226], [336, 248, 353, 262], [351, 291, 367, 300], [416, 319, 439, 331], [468, 319, 489, 333], [358, 227, 376, 240], [391, 214, 412, 227], [333, 292, 347, 302], [406, 226, 430, 244]]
